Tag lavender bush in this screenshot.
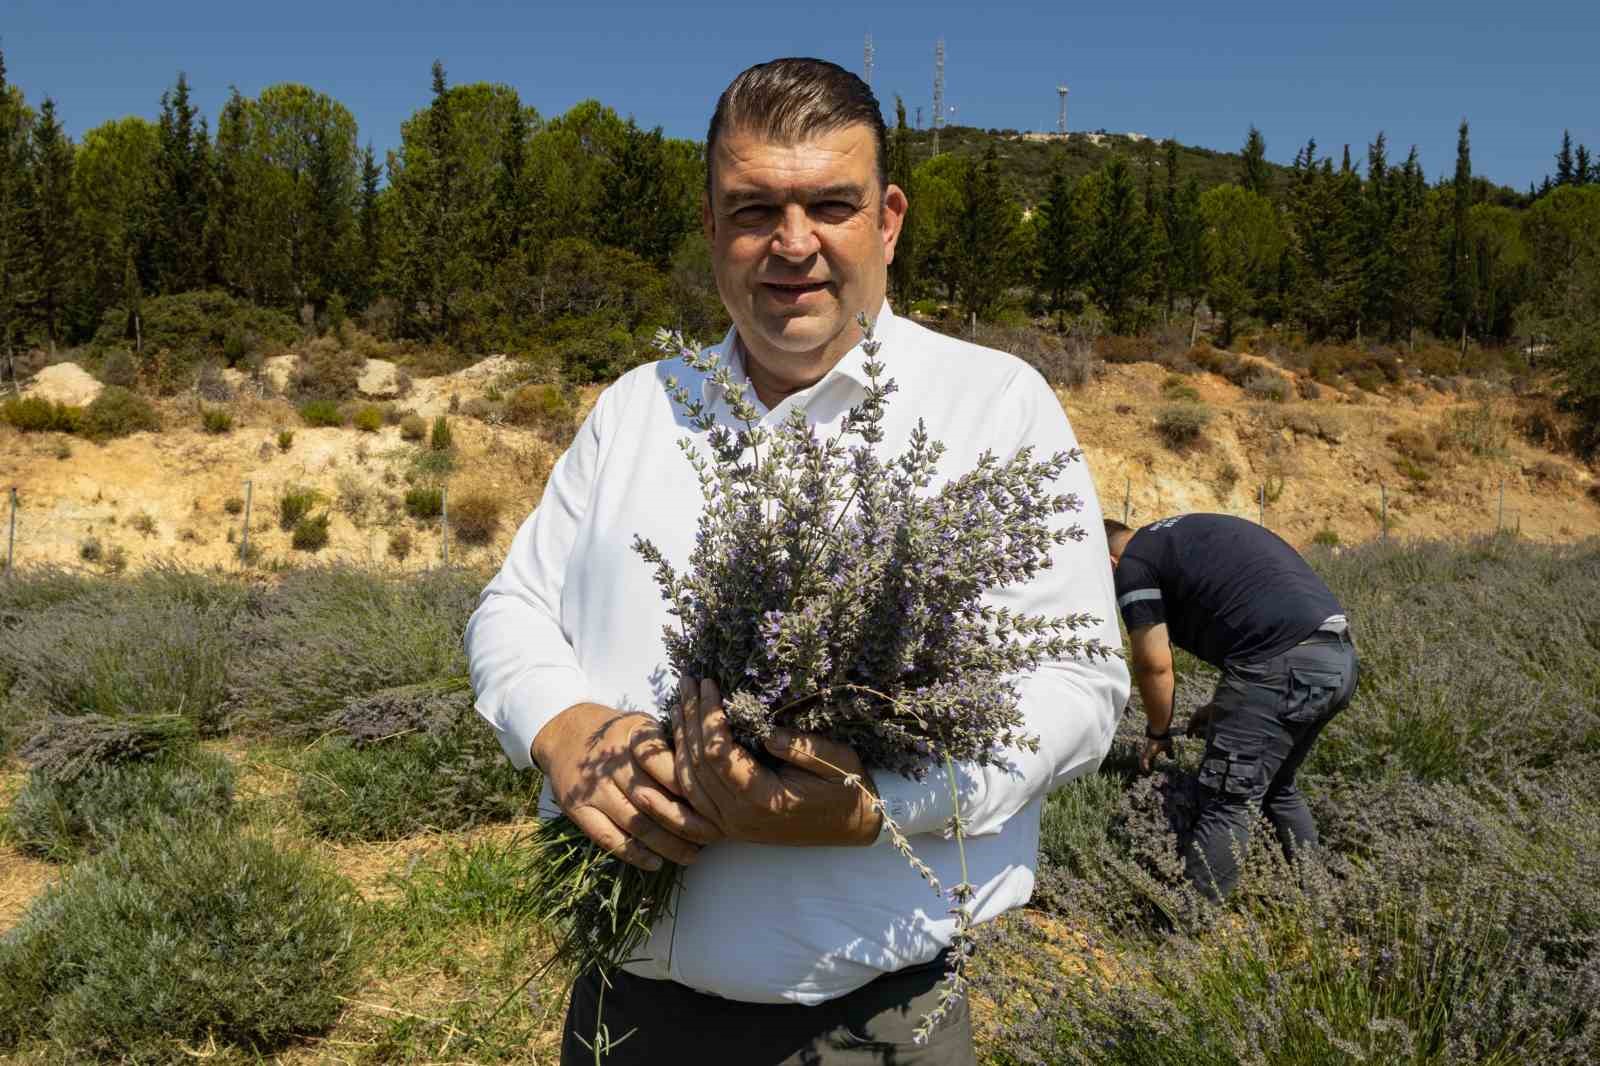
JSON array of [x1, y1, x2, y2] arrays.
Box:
[[517, 315, 1112, 1035]]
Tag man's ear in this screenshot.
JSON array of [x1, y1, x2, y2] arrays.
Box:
[[702, 192, 715, 243], [880, 183, 908, 264]]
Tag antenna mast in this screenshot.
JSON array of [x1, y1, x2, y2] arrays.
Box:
[[933, 37, 945, 155], [864, 33, 874, 89], [1057, 85, 1069, 135]]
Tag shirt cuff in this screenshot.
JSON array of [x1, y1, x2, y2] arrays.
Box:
[[868, 764, 954, 843], [476, 667, 596, 771]]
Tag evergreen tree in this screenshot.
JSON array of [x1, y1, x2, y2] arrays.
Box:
[[1035, 151, 1079, 324], [1359, 132, 1401, 339], [955, 145, 1019, 318], [149, 73, 209, 293], [1390, 148, 1439, 347], [887, 96, 917, 303], [1090, 156, 1149, 331], [1444, 120, 1477, 351], [1577, 143, 1593, 186], [1556, 130, 1576, 186], [598, 121, 693, 268], [207, 88, 248, 293], [356, 143, 382, 306], [1169, 177, 1208, 340], [1201, 185, 1283, 347], [420, 59, 458, 338], [1239, 125, 1270, 196], [0, 48, 35, 377], [493, 104, 530, 263], [24, 98, 75, 346]]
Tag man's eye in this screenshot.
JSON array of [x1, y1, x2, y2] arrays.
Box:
[[812, 201, 856, 222], [731, 205, 772, 225]]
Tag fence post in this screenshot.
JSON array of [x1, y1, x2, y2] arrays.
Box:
[[1258, 484, 1266, 527], [238, 479, 253, 564], [1380, 482, 1388, 541], [1497, 478, 1505, 533], [441, 485, 450, 568], [1123, 477, 1131, 524], [5, 487, 16, 577]]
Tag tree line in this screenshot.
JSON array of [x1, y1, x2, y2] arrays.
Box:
[[1, 49, 1597, 444]]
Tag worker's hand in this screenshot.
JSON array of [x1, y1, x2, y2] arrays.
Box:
[[1185, 703, 1217, 739], [532, 702, 723, 871], [1139, 734, 1174, 773], [673, 677, 883, 847]]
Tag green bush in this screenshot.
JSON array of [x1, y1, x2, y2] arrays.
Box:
[[98, 348, 138, 387], [81, 385, 161, 440], [1160, 376, 1201, 403], [430, 414, 453, 451], [7, 748, 236, 862], [505, 383, 578, 442], [1, 395, 84, 433], [78, 536, 103, 562], [1311, 528, 1340, 547], [1155, 403, 1212, 449], [1243, 370, 1289, 402], [291, 512, 331, 552], [297, 398, 343, 427], [298, 692, 535, 841], [223, 495, 244, 515], [223, 566, 480, 738], [289, 335, 362, 401], [399, 412, 427, 441], [353, 404, 385, 433], [0, 823, 359, 1059], [277, 485, 320, 531], [277, 427, 295, 451], [388, 528, 413, 561], [91, 289, 299, 366], [200, 404, 233, 434], [405, 485, 444, 520]]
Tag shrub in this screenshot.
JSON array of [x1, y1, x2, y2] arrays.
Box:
[[1387, 426, 1439, 464], [81, 385, 160, 440], [405, 485, 444, 520], [291, 512, 331, 552], [297, 684, 536, 841], [449, 489, 502, 545], [1311, 528, 1340, 547], [78, 537, 102, 562], [289, 334, 362, 401], [353, 404, 384, 433], [388, 528, 413, 561], [1155, 403, 1212, 449], [1161, 375, 1201, 403], [277, 427, 295, 451], [1443, 398, 1510, 457], [200, 404, 233, 434], [1295, 375, 1321, 400], [223, 495, 244, 515], [98, 349, 138, 387], [1095, 335, 1154, 364], [1243, 370, 1289, 402], [297, 398, 343, 427], [128, 511, 156, 536], [223, 565, 480, 737], [278, 485, 321, 530], [0, 823, 359, 1059], [7, 748, 235, 862], [400, 412, 427, 441], [104, 545, 128, 574], [196, 360, 233, 402], [1, 395, 84, 433], [430, 414, 453, 451], [1212, 460, 1240, 501], [91, 289, 298, 365]]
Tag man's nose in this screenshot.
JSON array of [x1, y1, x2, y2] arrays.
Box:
[[770, 204, 819, 259]]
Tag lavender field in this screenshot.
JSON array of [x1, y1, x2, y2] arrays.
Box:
[[0, 536, 1596, 1064]]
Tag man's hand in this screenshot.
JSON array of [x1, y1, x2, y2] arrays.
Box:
[[673, 678, 883, 847], [532, 702, 723, 871], [1139, 734, 1173, 773], [1185, 702, 1217, 739]]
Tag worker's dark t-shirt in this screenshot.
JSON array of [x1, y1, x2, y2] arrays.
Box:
[[1113, 513, 1343, 669]]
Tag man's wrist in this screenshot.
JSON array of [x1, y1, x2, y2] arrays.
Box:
[[1145, 720, 1174, 741]]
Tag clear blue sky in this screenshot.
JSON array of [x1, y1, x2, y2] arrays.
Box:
[[6, 0, 1597, 192]]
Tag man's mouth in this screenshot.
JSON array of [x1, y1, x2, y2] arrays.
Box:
[[762, 280, 830, 296]]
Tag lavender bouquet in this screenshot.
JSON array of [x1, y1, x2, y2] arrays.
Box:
[[514, 315, 1111, 1038]]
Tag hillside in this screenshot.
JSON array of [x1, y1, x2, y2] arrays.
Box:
[[5, 342, 1596, 577]]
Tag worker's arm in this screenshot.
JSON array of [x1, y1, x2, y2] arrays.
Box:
[[1127, 623, 1176, 771]]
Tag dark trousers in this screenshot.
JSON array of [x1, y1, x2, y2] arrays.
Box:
[[559, 952, 975, 1066], [1186, 631, 1359, 899]]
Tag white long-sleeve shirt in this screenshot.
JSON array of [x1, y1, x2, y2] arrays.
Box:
[[465, 304, 1129, 1005]]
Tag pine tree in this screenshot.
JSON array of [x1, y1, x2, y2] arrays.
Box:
[[149, 73, 209, 293], [955, 145, 1018, 319], [1444, 120, 1476, 353], [493, 105, 530, 264], [1577, 144, 1593, 186], [1091, 156, 1149, 332], [887, 96, 917, 303], [356, 144, 382, 306], [1168, 176, 1208, 343], [598, 121, 692, 268], [1556, 130, 1576, 186], [1239, 125, 1270, 196], [1035, 151, 1079, 324], [1391, 147, 1438, 348], [207, 88, 248, 293], [24, 98, 75, 347], [421, 60, 457, 338], [1360, 132, 1400, 340], [0, 47, 33, 380]]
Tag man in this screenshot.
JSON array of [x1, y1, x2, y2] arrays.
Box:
[[1104, 513, 1359, 900], [465, 58, 1128, 1065]]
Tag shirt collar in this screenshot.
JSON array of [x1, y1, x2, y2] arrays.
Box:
[[701, 300, 896, 411]]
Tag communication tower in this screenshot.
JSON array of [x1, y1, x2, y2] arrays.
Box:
[[1057, 85, 1069, 136], [864, 34, 874, 89], [915, 105, 923, 129], [933, 38, 945, 155]]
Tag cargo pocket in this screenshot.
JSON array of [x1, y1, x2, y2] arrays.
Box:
[[1284, 667, 1344, 725], [1197, 743, 1263, 800]]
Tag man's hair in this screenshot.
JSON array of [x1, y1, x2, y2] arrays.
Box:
[[1104, 518, 1134, 544], [705, 58, 888, 196]]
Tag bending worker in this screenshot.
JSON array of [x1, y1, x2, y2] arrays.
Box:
[[1104, 513, 1359, 899]]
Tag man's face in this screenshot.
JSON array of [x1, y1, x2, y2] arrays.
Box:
[[703, 122, 906, 389]]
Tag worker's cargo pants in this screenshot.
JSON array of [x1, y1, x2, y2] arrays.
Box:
[[1187, 630, 1360, 899]]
